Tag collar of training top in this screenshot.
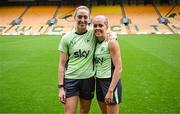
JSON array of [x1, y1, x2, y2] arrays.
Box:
[[75, 30, 88, 35]]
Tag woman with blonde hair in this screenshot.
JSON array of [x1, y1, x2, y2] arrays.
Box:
[[58, 6, 96, 114], [93, 15, 123, 114]]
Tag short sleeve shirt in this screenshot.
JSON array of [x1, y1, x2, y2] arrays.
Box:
[[58, 29, 96, 79]]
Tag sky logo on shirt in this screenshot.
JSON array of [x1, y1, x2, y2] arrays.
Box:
[[74, 49, 90, 58], [95, 57, 104, 65]]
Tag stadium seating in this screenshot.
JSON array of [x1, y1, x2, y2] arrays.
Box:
[[155, 5, 180, 33], [21, 6, 57, 25], [124, 4, 172, 34], [57, 6, 76, 32], [0, 5, 179, 35], [0, 6, 26, 25], [91, 5, 128, 34]]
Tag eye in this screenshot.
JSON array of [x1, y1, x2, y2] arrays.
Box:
[[93, 24, 97, 28], [78, 15, 82, 19], [84, 16, 88, 19], [99, 24, 103, 27]]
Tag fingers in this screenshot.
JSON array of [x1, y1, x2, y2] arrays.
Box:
[[59, 92, 66, 104], [107, 32, 111, 37], [59, 94, 66, 104], [105, 97, 113, 104], [107, 32, 117, 39]]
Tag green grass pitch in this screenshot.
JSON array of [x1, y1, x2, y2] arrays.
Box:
[[0, 34, 180, 113]]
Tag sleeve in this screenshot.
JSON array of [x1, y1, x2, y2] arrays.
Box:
[[58, 35, 69, 54]]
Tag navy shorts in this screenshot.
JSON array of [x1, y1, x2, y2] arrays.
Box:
[[64, 76, 95, 100], [96, 78, 122, 104]]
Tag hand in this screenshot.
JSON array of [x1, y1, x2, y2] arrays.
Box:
[[105, 90, 113, 104], [58, 88, 66, 104], [107, 32, 117, 40]]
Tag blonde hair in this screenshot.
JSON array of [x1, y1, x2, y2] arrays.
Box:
[[93, 15, 115, 41], [93, 15, 109, 28], [73, 6, 90, 19]]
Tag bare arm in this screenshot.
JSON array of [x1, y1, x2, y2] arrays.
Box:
[[58, 52, 68, 84], [105, 39, 122, 104], [108, 39, 122, 92], [58, 52, 68, 104]]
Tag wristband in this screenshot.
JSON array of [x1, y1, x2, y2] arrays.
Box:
[[58, 84, 64, 88]]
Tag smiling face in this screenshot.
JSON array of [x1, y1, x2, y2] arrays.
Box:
[[74, 7, 90, 33], [93, 15, 108, 39]]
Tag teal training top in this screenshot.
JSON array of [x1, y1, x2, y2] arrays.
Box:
[[95, 40, 114, 78], [58, 29, 96, 79]]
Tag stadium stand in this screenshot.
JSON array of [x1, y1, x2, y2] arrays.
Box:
[[0, 6, 26, 25], [57, 6, 76, 32], [21, 6, 57, 25], [159, 5, 180, 33], [0, 0, 179, 35], [91, 5, 128, 34], [124, 4, 171, 34], [21, 6, 57, 34]]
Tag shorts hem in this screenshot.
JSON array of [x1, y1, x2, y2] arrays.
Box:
[[79, 96, 94, 100], [66, 94, 79, 98]]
